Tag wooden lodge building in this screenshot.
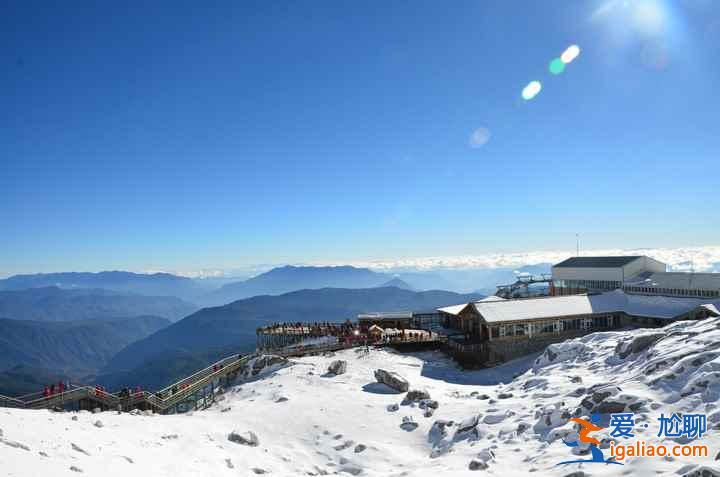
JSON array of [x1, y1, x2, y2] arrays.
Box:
[[438, 289, 720, 367]]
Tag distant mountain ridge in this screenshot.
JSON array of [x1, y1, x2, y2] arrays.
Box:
[[0, 286, 197, 322], [0, 271, 205, 302], [102, 286, 483, 386], [204, 265, 396, 305]]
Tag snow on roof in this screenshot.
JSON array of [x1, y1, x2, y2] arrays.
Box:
[[357, 312, 413, 320], [478, 296, 508, 302], [437, 303, 468, 316], [624, 272, 720, 290], [469, 290, 720, 323], [438, 296, 507, 316]]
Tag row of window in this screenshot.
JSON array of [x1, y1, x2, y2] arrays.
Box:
[[489, 314, 615, 339], [624, 286, 720, 298], [553, 279, 622, 291]]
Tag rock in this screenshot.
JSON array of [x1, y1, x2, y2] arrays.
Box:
[[251, 355, 288, 376], [570, 376, 583, 383], [476, 394, 490, 400], [420, 399, 439, 410], [616, 333, 665, 359], [386, 403, 399, 412], [374, 369, 409, 393], [400, 416, 418, 431], [71, 416, 78, 421], [0, 438, 30, 451], [681, 466, 720, 477], [220, 406, 232, 413], [93, 420, 103, 428], [251, 468, 267, 475], [71, 443, 90, 456], [469, 459, 488, 471], [161, 434, 179, 440], [354, 444, 367, 453], [69, 466, 83, 473], [91, 408, 101, 414], [424, 408, 435, 418], [430, 420, 452, 441], [405, 389, 431, 402], [562, 472, 586, 477], [327, 360, 347, 375], [497, 392, 514, 399], [142, 410, 153, 416], [275, 397, 288, 403], [228, 431, 259, 447], [456, 415, 480, 434], [129, 409, 141, 416], [334, 440, 354, 451], [225, 458, 234, 469]]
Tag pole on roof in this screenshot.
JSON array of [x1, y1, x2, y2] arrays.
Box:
[[576, 233, 580, 257]]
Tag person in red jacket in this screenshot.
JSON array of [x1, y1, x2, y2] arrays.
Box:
[[58, 381, 65, 393], [43, 385, 50, 399]]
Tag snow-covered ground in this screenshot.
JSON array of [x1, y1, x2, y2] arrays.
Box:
[[3, 319, 720, 476]]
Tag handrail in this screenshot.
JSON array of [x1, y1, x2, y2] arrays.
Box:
[[0, 344, 345, 413]]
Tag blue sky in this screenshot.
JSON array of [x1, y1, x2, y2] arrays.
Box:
[[2, 1, 719, 275]]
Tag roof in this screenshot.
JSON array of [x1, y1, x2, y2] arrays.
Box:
[[437, 304, 468, 316], [357, 312, 413, 320], [467, 290, 720, 323], [438, 296, 507, 316], [624, 272, 720, 291], [553, 256, 643, 269]]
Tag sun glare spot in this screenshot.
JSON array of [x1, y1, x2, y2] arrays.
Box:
[[469, 127, 491, 148], [522, 81, 542, 100], [549, 58, 566, 75], [561, 45, 581, 64]]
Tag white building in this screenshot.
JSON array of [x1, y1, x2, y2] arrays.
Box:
[[624, 272, 720, 299], [551, 256, 666, 295]]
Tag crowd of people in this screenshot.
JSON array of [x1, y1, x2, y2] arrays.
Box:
[[42, 381, 70, 398], [258, 320, 359, 338]]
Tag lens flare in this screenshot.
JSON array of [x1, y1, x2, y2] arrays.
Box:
[[561, 45, 581, 64], [522, 81, 542, 100], [549, 58, 566, 75]]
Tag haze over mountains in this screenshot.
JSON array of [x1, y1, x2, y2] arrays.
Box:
[[100, 286, 483, 389], [0, 287, 197, 322], [0, 271, 206, 302], [0, 316, 170, 394], [0, 262, 561, 393]]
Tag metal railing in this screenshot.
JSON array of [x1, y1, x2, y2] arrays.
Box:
[[0, 353, 255, 413]]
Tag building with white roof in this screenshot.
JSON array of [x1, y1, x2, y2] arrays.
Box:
[[437, 289, 720, 366], [551, 255, 666, 295], [623, 272, 720, 299]]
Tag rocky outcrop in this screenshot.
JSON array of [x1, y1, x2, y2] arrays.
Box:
[[328, 360, 347, 376], [374, 369, 409, 393], [228, 431, 259, 447]]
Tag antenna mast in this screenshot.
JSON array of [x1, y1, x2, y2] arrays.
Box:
[[576, 233, 580, 257]]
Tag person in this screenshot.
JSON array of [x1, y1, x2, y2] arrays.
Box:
[[58, 381, 65, 394], [50, 384, 55, 395], [43, 385, 50, 399]]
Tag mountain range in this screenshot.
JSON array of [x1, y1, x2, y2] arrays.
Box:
[[0, 315, 170, 394], [100, 286, 482, 389], [0, 286, 197, 322], [0, 271, 206, 302]]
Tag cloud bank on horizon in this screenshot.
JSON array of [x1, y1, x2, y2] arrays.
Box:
[[161, 245, 720, 278]]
